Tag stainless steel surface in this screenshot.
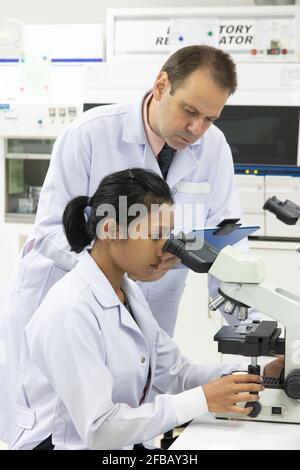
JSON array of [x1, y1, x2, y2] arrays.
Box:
[[208, 294, 226, 311], [237, 305, 249, 321], [251, 357, 258, 367], [223, 300, 236, 315]]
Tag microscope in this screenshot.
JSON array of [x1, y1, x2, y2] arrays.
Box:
[[163, 208, 300, 424]]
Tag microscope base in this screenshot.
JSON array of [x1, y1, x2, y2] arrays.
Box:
[[216, 388, 300, 424]]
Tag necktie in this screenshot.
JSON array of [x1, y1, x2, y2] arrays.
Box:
[[157, 143, 176, 180]]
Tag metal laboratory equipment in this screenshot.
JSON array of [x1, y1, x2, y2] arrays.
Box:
[[163, 227, 300, 424]]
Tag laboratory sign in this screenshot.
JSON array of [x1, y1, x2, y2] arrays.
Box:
[[113, 15, 296, 60]]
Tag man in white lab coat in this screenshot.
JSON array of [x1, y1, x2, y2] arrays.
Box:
[[0, 45, 258, 443]]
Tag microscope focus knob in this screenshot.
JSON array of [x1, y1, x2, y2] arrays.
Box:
[[284, 370, 300, 399], [245, 401, 261, 418]]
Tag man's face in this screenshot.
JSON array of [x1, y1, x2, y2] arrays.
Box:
[[150, 68, 230, 150]]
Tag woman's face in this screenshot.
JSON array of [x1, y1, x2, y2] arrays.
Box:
[[111, 204, 175, 282]]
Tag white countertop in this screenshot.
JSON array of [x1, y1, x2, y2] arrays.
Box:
[[170, 415, 300, 450]]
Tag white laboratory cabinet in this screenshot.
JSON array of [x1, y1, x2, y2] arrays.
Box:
[[265, 176, 300, 238], [4, 138, 53, 224], [0, 103, 82, 313], [0, 137, 32, 310], [0, 21, 103, 314], [236, 174, 300, 239], [235, 174, 265, 235]]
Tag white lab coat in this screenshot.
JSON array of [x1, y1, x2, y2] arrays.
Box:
[[0, 93, 245, 444], [10, 252, 240, 450]]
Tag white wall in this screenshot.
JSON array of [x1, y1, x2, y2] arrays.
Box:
[[0, 0, 269, 24]]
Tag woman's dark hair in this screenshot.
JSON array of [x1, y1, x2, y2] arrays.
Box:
[[63, 168, 174, 253]]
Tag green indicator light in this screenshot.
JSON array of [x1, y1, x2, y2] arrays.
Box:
[[207, 31, 213, 36], [254, 170, 258, 174], [245, 169, 250, 174]]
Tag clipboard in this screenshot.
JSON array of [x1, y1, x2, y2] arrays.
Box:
[[190, 224, 260, 251]]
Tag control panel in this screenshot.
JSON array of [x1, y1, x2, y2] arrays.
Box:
[[0, 103, 82, 137]]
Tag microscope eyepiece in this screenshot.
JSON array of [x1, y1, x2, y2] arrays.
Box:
[[162, 237, 185, 258], [162, 234, 219, 273], [263, 196, 300, 225], [263, 196, 282, 215]]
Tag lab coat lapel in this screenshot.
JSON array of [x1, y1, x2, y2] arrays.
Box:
[[77, 253, 150, 341], [122, 94, 147, 146], [122, 94, 159, 173], [123, 284, 157, 393], [122, 94, 201, 187], [122, 278, 157, 354], [143, 142, 162, 173], [121, 280, 156, 399], [167, 144, 200, 189], [117, 293, 145, 338], [118, 302, 137, 331], [77, 252, 120, 309]]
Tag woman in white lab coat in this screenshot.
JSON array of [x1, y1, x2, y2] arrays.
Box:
[[10, 168, 263, 450]]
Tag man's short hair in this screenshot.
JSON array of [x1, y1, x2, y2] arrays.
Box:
[[161, 45, 237, 95]]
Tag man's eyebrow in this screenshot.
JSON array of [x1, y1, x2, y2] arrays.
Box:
[[183, 102, 219, 120]]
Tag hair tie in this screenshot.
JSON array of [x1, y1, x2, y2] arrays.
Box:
[[128, 169, 134, 179]]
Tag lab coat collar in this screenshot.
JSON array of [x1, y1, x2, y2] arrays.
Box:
[[76, 251, 138, 309], [76, 252, 155, 358], [123, 91, 202, 187], [122, 278, 157, 384], [123, 92, 148, 145], [123, 91, 203, 149], [76, 252, 156, 349], [122, 282, 156, 341]]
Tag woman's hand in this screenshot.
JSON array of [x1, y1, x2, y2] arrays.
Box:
[[264, 356, 284, 378], [156, 252, 181, 268], [202, 373, 264, 415], [129, 253, 180, 282]]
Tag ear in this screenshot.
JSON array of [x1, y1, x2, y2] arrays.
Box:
[[97, 218, 117, 241], [153, 71, 170, 101]]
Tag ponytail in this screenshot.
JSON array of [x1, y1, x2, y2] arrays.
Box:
[[63, 196, 93, 253]]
